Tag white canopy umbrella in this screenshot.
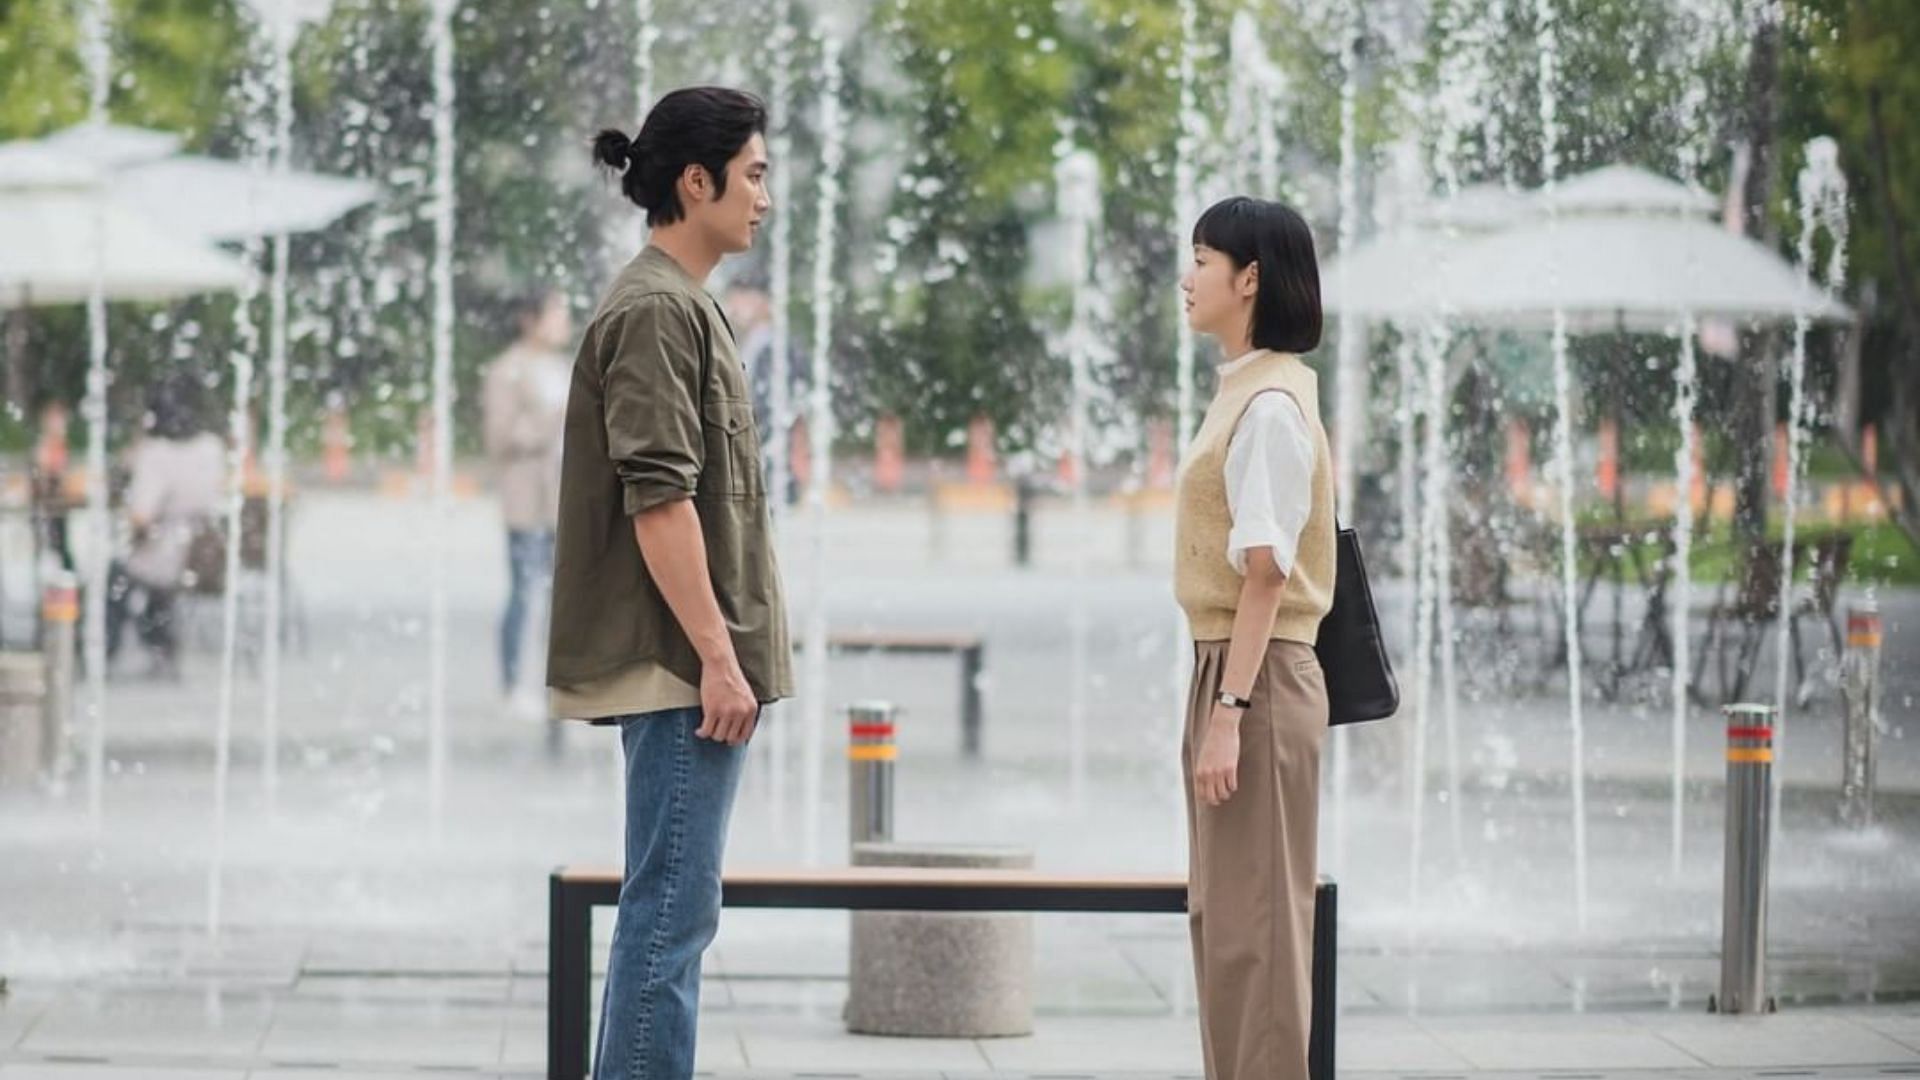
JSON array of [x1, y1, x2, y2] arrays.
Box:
[[39, 122, 182, 168], [114, 155, 379, 243], [1540, 163, 1717, 218], [1320, 227, 1457, 321], [1321, 183, 1535, 320], [0, 144, 249, 304], [1436, 212, 1851, 331], [1323, 166, 1850, 331], [38, 122, 377, 243], [1411, 181, 1537, 231]]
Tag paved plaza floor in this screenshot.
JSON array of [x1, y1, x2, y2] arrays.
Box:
[[4, 978, 1920, 1077], [3, 487, 1917, 1075]]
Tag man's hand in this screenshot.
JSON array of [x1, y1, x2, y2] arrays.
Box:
[[1193, 707, 1242, 807], [631, 500, 760, 748], [696, 656, 759, 746]]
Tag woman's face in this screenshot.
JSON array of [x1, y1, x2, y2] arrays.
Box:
[[1180, 243, 1255, 342]]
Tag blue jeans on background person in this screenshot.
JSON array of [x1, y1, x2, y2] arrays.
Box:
[[500, 528, 554, 694], [594, 706, 750, 1080]]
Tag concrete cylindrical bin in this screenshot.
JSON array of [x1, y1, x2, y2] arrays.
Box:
[[0, 651, 47, 788], [846, 842, 1034, 1038]]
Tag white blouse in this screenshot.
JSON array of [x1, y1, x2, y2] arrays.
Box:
[[1218, 350, 1316, 577]]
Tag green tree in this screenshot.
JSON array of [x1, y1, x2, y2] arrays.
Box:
[[1784, 0, 1920, 548]]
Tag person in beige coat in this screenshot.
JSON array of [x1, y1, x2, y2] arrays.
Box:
[[482, 288, 574, 707], [1174, 196, 1334, 1080]]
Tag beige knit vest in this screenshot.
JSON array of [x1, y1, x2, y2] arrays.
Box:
[[1174, 350, 1336, 643]]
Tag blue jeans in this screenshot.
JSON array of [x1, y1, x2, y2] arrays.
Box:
[[594, 706, 749, 1080], [500, 529, 554, 693]]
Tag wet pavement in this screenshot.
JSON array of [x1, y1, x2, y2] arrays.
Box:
[[2, 487, 1917, 1072]]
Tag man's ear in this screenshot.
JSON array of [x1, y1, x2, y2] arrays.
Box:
[[680, 162, 712, 205]]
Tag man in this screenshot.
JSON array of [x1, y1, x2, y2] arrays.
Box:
[[548, 86, 790, 1080], [481, 287, 572, 715]]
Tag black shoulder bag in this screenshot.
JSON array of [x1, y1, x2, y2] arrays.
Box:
[[1313, 519, 1399, 725]]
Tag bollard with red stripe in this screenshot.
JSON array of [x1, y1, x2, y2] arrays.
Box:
[[1841, 607, 1883, 829], [848, 702, 897, 846], [1712, 703, 1777, 1015], [39, 570, 79, 781]]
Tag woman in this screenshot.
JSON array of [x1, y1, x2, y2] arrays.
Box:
[[108, 374, 224, 676], [1175, 195, 1333, 1080]]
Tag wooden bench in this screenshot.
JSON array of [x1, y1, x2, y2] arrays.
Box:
[[811, 632, 987, 758], [548, 865, 1336, 1080]]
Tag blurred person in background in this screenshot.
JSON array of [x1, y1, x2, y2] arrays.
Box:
[[482, 286, 574, 718], [107, 374, 224, 678], [722, 275, 808, 506]]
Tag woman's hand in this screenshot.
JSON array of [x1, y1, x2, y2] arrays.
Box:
[[1194, 707, 1243, 806]]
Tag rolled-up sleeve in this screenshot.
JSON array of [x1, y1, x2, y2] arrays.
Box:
[[599, 294, 706, 515], [1225, 390, 1316, 577]]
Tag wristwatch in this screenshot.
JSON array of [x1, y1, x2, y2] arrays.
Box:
[[1216, 690, 1252, 711]]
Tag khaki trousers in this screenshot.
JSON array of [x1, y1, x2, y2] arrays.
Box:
[[1183, 638, 1327, 1080]]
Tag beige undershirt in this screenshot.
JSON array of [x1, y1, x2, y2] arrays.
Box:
[[550, 661, 701, 722]]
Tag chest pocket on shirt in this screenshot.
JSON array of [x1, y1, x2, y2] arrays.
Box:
[[698, 397, 762, 499]]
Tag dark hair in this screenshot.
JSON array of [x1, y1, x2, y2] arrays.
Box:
[[147, 373, 207, 441], [1191, 196, 1322, 353], [594, 86, 768, 227], [508, 286, 560, 330]]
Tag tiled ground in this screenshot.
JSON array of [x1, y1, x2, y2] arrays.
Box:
[[2, 987, 1920, 1077]]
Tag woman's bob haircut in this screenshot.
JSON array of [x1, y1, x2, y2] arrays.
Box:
[[1192, 196, 1323, 354]]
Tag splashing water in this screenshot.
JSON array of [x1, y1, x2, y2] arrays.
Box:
[[1328, 0, 1361, 882], [1168, 0, 1201, 864], [1669, 312, 1698, 877], [1773, 135, 1850, 828], [1056, 146, 1100, 808], [801, 29, 846, 866], [209, 0, 284, 937], [77, 0, 111, 829], [633, 0, 656, 251], [1226, 11, 1289, 202], [1534, 0, 1589, 932], [262, 2, 297, 812], [426, 0, 458, 840], [764, 0, 796, 842]]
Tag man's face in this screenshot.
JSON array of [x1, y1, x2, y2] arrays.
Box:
[[696, 132, 770, 254]]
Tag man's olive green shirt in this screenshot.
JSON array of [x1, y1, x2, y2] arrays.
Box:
[[546, 245, 794, 711]]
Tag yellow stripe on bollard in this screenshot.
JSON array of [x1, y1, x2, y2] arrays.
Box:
[[1727, 747, 1773, 763], [848, 744, 898, 762]]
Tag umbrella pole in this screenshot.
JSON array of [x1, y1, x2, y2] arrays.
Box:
[[1613, 316, 1628, 691], [5, 295, 28, 422]]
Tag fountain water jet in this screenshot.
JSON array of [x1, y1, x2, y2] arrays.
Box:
[[801, 27, 846, 866]]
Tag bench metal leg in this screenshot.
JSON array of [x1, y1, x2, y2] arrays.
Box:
[[1310, 880, 1337, 1080], [548, 873, 593, 1080], [961, 645, 984, 759]]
